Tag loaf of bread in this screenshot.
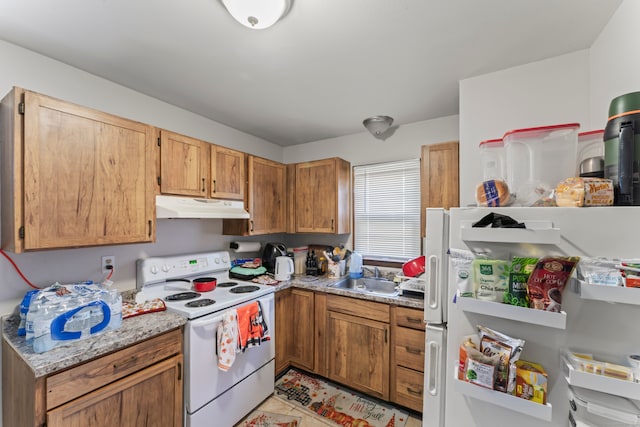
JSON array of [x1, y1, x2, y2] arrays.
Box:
[[476, 180, 511, 207], [555, 177, 613, 207]]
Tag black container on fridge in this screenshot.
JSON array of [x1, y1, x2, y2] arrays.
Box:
[[604, 91, 640, 205]]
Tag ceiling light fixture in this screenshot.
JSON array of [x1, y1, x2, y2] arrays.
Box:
[[363, 116, 394, 137], [221, 0, 292, 30]]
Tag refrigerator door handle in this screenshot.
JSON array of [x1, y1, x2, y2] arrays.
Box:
[[428, 254, 440, 310], [427, 336, 442, 396]]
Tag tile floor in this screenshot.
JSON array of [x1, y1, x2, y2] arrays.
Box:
[[235, 394, 423, 427]]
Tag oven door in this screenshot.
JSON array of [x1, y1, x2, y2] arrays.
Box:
[[184, 293, 275, 415]]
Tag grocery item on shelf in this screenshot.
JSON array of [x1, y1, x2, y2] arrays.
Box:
[[566, 350, 635, 382], [450, 249, 475, 298], [555, 177, 614, 207], [505, 257, 538, 307], [526, 256, 580, 312], [515, 360, 548, 404], [475, 179, 511, 207], [472, 259, 509, 303]]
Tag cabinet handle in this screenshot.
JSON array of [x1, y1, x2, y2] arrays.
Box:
[[407, 386, 423, 396], [405, 346, 422, 355], [406, 317, 422, 324], [384, 329, 388, 343], [202, 178, 206, 192], [212, 179, 217, 193], [250, 220, 254, 232], [148, 220, 152, 237], [331, 218, 334, 231], [178, 362, 182, 381]]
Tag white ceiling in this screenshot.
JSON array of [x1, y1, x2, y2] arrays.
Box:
[[0, 0, 622, 146]]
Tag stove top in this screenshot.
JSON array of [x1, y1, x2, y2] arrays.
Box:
[[136, 251, 275, 319]]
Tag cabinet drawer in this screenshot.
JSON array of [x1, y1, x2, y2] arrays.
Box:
[[394, 366, 424, 413], [395, 326, 425, 372], [395, 306, 425, 330], [326, 294, 389, 322], [46, 328, 182, 410]]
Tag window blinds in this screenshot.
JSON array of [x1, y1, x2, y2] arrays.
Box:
[[353, 159, 421, 261]]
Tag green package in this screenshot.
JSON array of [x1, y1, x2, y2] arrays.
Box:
[[505, 257, 538, 306]]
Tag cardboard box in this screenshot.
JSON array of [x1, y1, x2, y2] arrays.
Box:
[[515, 360, 547, 404]]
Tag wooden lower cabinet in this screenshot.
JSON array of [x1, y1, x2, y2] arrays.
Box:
[[3, 328, 183, 427], [390, 306, 426, 412], [275, 288, 315, 375], [325, 295, 390, 400]]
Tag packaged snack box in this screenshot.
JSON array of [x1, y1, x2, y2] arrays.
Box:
[[515, 360, 547, 404]]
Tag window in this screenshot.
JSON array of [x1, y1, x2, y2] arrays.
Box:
[[353, 159, 421, 262]]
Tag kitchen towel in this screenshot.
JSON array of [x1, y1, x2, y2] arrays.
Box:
[[217, 309, 239, 371], [237, 301, 270, 351]]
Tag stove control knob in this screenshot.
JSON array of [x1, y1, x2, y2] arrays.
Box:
[[213, 256, 220, 265], [221, 254, 229, 263], [150, 264, 158, 274], [162, 264, 170, 273]]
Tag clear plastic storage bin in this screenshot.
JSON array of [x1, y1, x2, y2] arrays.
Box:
[[503, 123, 580, 205], [569, 386, 640, 427], [479, 138, 506, 181]]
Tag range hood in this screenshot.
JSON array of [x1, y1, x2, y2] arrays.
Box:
[[156, 195, 250, 219]]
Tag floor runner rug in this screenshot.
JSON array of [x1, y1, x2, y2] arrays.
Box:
[[240, 410, 302, 427], [275, 368, 408, 427]]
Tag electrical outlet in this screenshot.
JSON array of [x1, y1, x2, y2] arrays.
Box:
[[102, 255, 115, 275]]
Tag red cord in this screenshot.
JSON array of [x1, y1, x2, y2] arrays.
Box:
[[0, 249, 40, 289], [105, 267, 114, 281]]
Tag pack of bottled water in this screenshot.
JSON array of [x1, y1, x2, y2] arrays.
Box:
[[18, 281, 122, 353]]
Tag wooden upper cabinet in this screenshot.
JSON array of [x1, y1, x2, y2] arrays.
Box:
[[159, 130, 209, 197], [224, 155, 286, 235], [210, 145, 245, 200], [295, 158, 350, 234], [1, 87, 155, 252], [421, 141, 459, 239]]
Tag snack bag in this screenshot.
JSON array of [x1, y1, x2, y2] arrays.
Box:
[[477, 325, 525, 392], [505, 257, 538, 306], [515, 360, 547, 404], [473, 259, 509, 302], [527, 256, 580, 312]]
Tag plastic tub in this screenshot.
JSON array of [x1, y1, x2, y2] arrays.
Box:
[[569, 386, 640, 427], [479, 138, 506, 181], [503, 123, 580, 205]]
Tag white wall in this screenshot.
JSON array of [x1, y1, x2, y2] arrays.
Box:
[[283, 115, 459, 167], [589, 0, 640, 126], [459, 50, 591, 207]]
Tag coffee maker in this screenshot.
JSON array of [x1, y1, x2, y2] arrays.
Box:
[[261, 242, 287, 274]]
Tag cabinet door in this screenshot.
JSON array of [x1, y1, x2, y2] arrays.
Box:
[[159, 129, 209, 197], [296, 159, 335, 233], [47, 355, 183, 427], [210, 145, 245, 200], [288, 289, 315, 371], [247, 156, 286, 234], [421, 141, 459, 239], [326, 311, 390, 399], [22, 90, 155, 250], [275, 289, 291, 375]]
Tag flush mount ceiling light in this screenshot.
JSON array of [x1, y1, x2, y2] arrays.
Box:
[[221, 0, 292, 30], [363, 116, 394, 137]]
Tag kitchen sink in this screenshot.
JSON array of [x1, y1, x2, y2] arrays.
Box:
[[329, 277, 399, 296]]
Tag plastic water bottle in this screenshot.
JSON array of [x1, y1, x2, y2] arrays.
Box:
[[33, 303, 61, 353], [349, 252, 363, 278]]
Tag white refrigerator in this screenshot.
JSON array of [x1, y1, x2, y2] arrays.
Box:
[[423, 206, 640, 426]]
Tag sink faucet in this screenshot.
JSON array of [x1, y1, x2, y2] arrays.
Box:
[[363, 266, 380, 278]]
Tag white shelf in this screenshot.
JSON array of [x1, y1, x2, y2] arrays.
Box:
[[455, 294, 567, 329], [576, 280, 640, 306], [452, 364, 552, 421], [563, 357, 640, 400], [460, 221, 560, 245]]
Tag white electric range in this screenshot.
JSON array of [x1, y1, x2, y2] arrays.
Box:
[[136, 251, 276, 427]]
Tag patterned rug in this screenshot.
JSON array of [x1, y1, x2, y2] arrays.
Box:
[[241, 410, 302, 427], [275, 368, 408, 427]]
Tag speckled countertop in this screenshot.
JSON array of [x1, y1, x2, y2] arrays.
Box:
[[2, 309, 186, 378], [2, 274, 421, 379], [277, 274, 425, 310]]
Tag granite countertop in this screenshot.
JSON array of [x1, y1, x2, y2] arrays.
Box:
[[274, 274, 425, 310], [2, 310, 186, 378], [3, 274, 421, 379]]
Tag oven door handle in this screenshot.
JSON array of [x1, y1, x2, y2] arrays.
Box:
[[190, 314, 225, 330]]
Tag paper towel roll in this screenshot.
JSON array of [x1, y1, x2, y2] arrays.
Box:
[[230, 241, 261, 253]]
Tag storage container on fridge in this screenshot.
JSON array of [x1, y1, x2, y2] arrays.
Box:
[[479, 138, 506, 181], [578, 130, 605, 177], [503, 123, 580, 205], [569, 386, 640, 427]]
